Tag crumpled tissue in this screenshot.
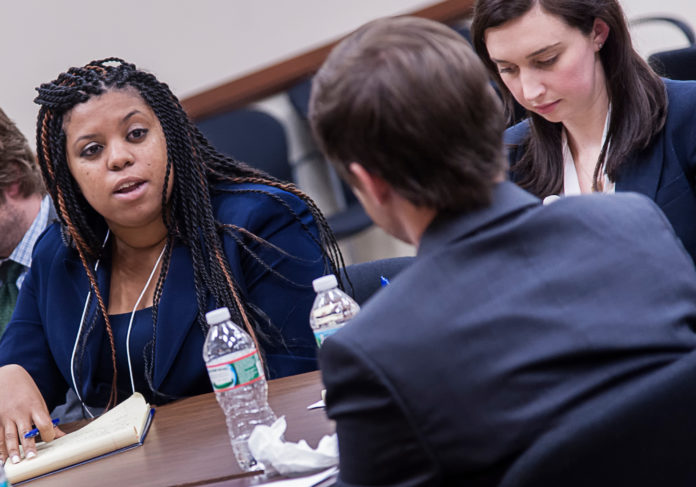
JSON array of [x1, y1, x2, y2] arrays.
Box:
[[248, 416, 338, 476]]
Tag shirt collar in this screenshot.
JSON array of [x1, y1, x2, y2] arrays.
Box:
[[6, 195, 52, 269]]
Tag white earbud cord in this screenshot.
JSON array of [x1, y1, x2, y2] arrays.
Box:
[[125, 243, 167, 395], [70, 230, 111, 419]]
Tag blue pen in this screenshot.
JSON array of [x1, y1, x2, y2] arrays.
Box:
[[380, 275, 390, 287], [24, 418, 60, 439]]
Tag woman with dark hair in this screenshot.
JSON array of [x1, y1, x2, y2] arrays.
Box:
[[472, 0, 696, 263], [0, 58, 343, 465]]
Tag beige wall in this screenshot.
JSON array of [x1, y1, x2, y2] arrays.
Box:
[[622, 1, 696, 57], [2, 0, 694, 147], [0, 0, 431, 147]]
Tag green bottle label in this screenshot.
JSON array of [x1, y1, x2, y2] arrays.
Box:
[[314, 326, 342, 347], [206, 350, 263, 392]]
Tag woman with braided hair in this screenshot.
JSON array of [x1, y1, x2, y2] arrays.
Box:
[[0, 58, 344, 465]]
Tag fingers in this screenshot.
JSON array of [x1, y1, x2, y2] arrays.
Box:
[[18, 425, 38, 462], [2, 415, 52, 464], [0, 364, 54, 463], [34, 415, 57, 443], [3, 419, 26, 464], [54, 426, 66, 439]]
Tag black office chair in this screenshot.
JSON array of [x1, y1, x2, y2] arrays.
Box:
[[631, 15, 696, 81], [196, 108, 293, 182], [287, 77, 374, 240], [649, 46, 696, 81], [339, 256, 414, 305], [499, 350, 696, 487]]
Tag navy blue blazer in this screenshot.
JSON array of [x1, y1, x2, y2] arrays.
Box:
[[0, 183, 326, 409], [505, 78, 696, 263], [319, 182, 696, 486]]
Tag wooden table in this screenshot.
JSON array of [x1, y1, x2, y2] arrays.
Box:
[[25, 371, 333, 487]]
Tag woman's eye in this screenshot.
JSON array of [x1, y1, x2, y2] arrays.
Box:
[[536, 56, 558, 67], [128, 128, 149, 141], [80, 143, 102, 158], [498, 65, 516, 75]]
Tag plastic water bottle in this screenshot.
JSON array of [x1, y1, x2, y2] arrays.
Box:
[[0, 463, 10, 487], [309, 274, 360, 347], [203, 307, 277, 472]]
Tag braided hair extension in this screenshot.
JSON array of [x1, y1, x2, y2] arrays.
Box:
[[34, 58, 345, 408]]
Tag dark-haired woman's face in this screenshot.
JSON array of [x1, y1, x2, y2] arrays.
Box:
[[63, 88, 172, 235], [484, 4, 609, 125]]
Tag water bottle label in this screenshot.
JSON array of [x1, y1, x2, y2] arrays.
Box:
[[314, 325, 342, 347], [206, 350, 264, 392]]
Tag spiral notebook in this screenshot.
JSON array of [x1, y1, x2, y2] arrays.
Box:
[[5, 392, 154, 485]]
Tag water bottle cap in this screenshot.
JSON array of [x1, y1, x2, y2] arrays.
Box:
[[206, 307, 231, 325], [313, 274, 338, 292]]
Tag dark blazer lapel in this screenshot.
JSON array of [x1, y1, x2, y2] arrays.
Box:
[[63, 249, 110, 395], [152, 243, 200, 389], [615, 137, 664, 199]]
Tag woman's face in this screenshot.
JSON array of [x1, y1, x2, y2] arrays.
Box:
[[63, 88, 172, 234], [484, 4, 609, 125]]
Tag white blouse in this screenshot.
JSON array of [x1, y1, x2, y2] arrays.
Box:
[[544, 108, 614, 205]]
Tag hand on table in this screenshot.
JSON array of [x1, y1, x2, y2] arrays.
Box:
[[0, 364, 65, 465]]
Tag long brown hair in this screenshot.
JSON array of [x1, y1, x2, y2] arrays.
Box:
[[472, 0, 667, 197]]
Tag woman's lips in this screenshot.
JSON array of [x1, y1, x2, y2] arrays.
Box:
[[114, 180, 144, 194], [113, 180, 148, 200], [533, 100, 560, 115]]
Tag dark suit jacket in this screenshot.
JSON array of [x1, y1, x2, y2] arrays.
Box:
[[0, 183, 325, 410], [505, 78, 696, 263], [319, 182, 696, 486]]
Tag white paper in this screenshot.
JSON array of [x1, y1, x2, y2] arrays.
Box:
[[306, 399, 325, 410], [248, 417, 338, 476], [257, 466, 338, 486]]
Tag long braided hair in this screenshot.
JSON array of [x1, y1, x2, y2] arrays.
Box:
[[34, 58, 344, 409]]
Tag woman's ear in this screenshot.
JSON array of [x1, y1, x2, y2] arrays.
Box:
[[593, 18, 610, 51]]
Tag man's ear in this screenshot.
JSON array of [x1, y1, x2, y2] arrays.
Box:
[[1, 181, 21, 200], [348, 163, 391, 205]]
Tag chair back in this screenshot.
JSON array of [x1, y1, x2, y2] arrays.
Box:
[[339, 256, 415, 306], [287, 77, 373, 240], [649, 45, 696, 81], [499, 349, 696, 487], [197, 108, 293, 182]]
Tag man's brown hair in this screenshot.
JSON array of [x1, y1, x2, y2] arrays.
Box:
[[309, 16, 507, 212], [0, 108, 43, 202]]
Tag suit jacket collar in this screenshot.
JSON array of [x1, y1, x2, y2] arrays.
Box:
[[152, 243, 200, 388], [418, 181, 539, 257]]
